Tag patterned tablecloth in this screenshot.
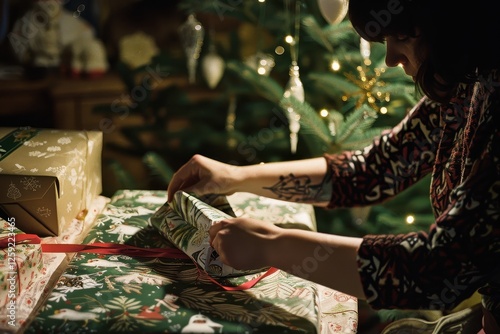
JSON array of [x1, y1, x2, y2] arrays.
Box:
[[24, 190, 358, 333]]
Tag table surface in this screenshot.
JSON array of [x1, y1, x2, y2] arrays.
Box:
[[1, 191, 358, 334]]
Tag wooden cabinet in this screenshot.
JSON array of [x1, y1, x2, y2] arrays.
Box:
[[0, 72, 219, 196]]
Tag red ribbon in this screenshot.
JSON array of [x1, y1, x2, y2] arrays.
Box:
[[0, 234, 277, 291]]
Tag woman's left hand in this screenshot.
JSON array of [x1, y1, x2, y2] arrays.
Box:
[[209, 217, 281, 270]]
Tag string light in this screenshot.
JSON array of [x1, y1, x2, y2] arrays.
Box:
[[319, 109, 329, 117], [275, 46, 285, 55], [405, 215, 415, 224], [330, 59, 340, 71], [285, 35, 294, 44]]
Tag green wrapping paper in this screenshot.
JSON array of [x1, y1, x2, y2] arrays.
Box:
[[151, 191, 268, 278], [26, 190, 326, 333]]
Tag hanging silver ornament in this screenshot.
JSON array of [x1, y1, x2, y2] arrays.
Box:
[[244, 52, 275, 76], [201, 44, 225, 89], [360, 38, 371, 64], [178, 14, 205, 84], [317, 0, 348, 25], [283, 63, 304, 154]]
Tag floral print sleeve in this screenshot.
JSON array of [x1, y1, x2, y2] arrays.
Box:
[[324, 96, 440, 208], [325, 72, 500, 311]]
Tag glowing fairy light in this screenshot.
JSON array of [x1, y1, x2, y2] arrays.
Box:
[[331, 59, 340, 71], [319, 109, 329, 117], [406, 215, 415, 224]]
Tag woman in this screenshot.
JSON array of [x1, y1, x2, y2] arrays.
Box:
[[167, 0, 500, 331]]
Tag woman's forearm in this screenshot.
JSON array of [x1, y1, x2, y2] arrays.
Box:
[[270, 228, 365, 299], [236, 157, 332, 206], [210, 217, 366, 299]]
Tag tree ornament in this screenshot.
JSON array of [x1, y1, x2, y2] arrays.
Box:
[[317, 0, 348, 25], [283, 63, 305, 154], [343, 66, 391, 112], [201, 44, 225, 89], [178, 14, 205, 84], [360, 38, 371, 65]]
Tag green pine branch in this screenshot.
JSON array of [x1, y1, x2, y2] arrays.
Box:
[[308, 72, 362, 96], [105, 159, 138, 189], [279, 96, 332, 145], [342, 127, 386, 150], [142, 152, 175, 186], [226, 60, 284, 103], [337, 105, 375, 143]]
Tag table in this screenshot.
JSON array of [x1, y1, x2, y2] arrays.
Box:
[[2, 190, 358, 333]]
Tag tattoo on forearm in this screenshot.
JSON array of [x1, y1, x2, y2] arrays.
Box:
[[263, 169, 333, 203]]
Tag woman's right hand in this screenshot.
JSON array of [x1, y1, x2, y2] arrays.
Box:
[[167, 154, 242, 201]]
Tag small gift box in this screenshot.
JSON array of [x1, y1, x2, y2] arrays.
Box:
[[0, 218, 44, 311], [0, 127, 102, 236], [151, 191, 270, 278]]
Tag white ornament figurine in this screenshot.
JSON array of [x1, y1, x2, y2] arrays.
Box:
[[201, 44, 225, 89], [181, 314, 223, 333], [178, 14, 205, 84], [318, 0, 349, 25], [283, 63, 305, 154]]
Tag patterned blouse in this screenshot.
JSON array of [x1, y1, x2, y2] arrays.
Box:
[[324, 71, 500, 321]]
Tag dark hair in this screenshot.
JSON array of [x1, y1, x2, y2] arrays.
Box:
[[348, 0, 500, 103]]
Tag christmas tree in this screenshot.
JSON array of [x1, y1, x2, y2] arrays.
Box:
[[99, 0, 437, 327], [102, 0, 433, 236]]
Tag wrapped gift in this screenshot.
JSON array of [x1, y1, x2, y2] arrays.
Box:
[[0, 127, 102, 236], [0, 195, 109, 333], [151, 191, 269, 278], [226, 191, 317, 231], [27, 190, 353, 333], [0, 218, 44, 312]]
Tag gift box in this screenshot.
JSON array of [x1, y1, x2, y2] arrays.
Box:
[[226, 191, 317, 231], [0, 127, 102, 236], [0, 218, 44, 312], [26, 190, 359, 333], [151, 191, 269, 278]]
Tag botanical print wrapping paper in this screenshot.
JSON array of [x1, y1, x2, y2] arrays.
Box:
[[26, 190, 357, 333], [151, 191, 269, 278]]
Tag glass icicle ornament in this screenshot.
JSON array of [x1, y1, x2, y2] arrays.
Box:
[[201, 43, 225, 89], [360, 38, 371, 65], [178, 14, 204, 84], [283, 63, 304, 154]]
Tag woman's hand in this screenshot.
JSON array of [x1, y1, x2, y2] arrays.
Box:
[[209, 217, 281, 271], [168, 154, 332, 204], [167, 154, 242, 201]]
